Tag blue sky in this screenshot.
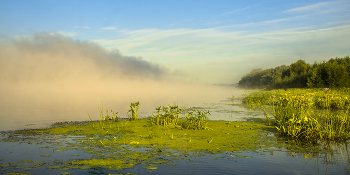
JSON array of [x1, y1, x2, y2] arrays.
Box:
[[1, 0, 350, 84]]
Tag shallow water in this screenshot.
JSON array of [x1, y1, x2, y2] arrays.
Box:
[[1, 92, 350, 175], [1, 130, 349, 175]]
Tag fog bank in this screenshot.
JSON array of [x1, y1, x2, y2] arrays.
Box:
[[0, 33, 242, 131]]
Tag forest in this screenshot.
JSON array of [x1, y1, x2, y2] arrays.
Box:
[[238, 56, 350, 89]]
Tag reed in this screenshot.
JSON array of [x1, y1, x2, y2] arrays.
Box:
[[127, 102, 140, 121], [247, 88, 350, 141], [88, 103, 119, 130], [242, 88, 350, 110]]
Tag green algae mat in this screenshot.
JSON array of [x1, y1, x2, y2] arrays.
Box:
[[0, 118, 282, 174]]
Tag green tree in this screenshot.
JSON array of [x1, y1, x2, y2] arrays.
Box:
[[326, 60, 349, 87], [289, 60, 308, 76], [307, 63, 325, 88]]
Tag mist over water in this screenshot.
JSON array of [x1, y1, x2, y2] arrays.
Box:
[[0, 33, 242, 131]]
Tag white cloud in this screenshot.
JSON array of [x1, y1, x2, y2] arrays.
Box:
[[101, 27, 117, 30], [93, 23, 350, 84], [283, 1, 348, 13]]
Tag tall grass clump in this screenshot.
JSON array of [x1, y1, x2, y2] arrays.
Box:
[[127, 102, 140, 120], [88, 103, 119, 129], [273, 105, 320, 141], [320, 110, 350, 140], [241, 91, 275, 106], [151, 105, 183, 126], [182, 109, 211, 130], [255, 89, 350, 142], [313, 93, 350, 110]]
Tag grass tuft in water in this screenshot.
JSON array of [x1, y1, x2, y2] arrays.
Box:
[[127, 102, 140, 121]]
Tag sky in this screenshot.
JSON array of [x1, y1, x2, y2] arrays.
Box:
[[1, 0, 350, 84]]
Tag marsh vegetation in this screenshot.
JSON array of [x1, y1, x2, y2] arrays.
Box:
[[241, 88, 350, 142], [1, 89, 350, 174]]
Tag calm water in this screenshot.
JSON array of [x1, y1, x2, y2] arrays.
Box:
[[0, 91, 349, 174]]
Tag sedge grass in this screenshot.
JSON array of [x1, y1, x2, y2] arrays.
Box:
[[241, 88, 350, 110], [243, 88, 350, 142]]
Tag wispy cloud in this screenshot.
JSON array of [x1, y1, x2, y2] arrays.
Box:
[[284, 1, 339, 13], [224, 6, 252, 15], [94, 23, 350, 83], [74, 26, 90, 29], [101, 27, 117, 30], [222, 3, 263, 16]]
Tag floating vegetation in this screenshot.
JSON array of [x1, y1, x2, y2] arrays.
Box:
[[144, 164, 158, 170], [54, 147, 67, 151], [41, 155, 53, 157], [1, 115, 280, 173], [19, 160, 33, 163], [60, 172, 72, 175], [30, 162, 46, 168]]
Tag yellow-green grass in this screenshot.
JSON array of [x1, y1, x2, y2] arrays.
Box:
[[241, 88, 350, 142], [241, 88, 350, 110]]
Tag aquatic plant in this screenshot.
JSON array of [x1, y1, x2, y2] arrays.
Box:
[[241, 91, 275, 106], [182, 109, 211, 130], [242, 88, 350, 141], [242, 88, 350, 110], [150, 105, 182, 126], [313, 93, 350, 110], [273, 106, 320, 141], [127, 101, 140, 120], [88, 103, 119, 129]]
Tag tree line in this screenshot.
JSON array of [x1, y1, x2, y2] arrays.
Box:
[[238, 56, 350, 89]]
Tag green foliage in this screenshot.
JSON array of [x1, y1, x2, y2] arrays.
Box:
[[289, 60, 309, 76], [150, 105, 183, 126], [314, 93, 350, 110], [127, 102, 140, 121], [150, 105, 211, 130], [242, 88, 350, 110], [241, 91, 275, 106], [307, 64, 325, 88], [272, 103, 320, 141], [243, 88, 350, 141], [238, 65, 289, 89], [182, 109, 211, 130], [238, 55, 350, 89]]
